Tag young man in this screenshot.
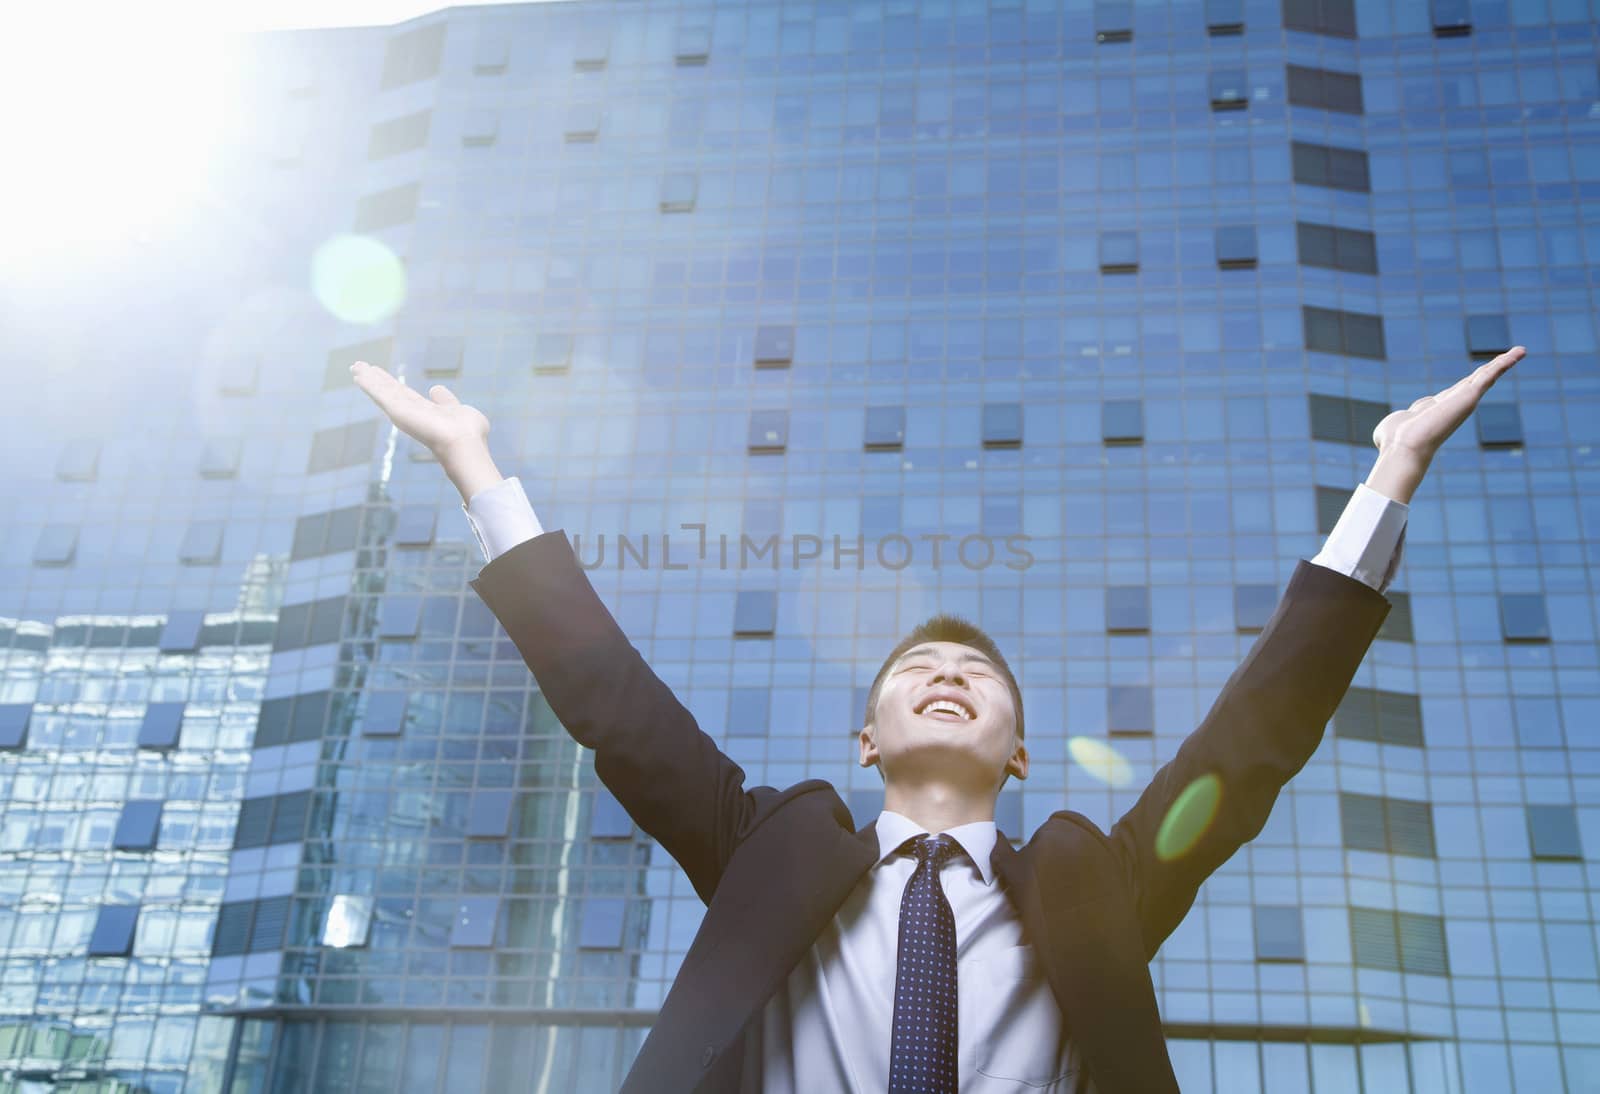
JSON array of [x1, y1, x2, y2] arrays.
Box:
[[351, 347, 1523, 1093]]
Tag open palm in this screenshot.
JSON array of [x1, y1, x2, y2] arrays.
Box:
[[348, 360, 490, 458], [1372, 346, 1525, 459]]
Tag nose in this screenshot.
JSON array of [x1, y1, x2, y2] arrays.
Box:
[[930, 659, 967, 687]]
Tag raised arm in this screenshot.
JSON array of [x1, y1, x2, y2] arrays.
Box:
[[1105, 347, 1526, 955], [349, 361, 760, 903]]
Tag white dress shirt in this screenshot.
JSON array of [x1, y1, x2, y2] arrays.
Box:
[[460, 476, 1407, 1092]]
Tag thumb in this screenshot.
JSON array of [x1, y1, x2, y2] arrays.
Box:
[[428, 385, 460, 406]]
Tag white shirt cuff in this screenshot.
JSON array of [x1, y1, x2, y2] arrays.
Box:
[[1309, 482, 1409, 594], [462, 476, 545, 563]]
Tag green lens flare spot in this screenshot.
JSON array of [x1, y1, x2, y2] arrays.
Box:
[[1155, 773, 1222, 863], [311, 234, 406, 324], [1068, 736, 1133, 788]]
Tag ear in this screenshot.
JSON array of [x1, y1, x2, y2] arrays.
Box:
[[1005, 737, 1029, 782], [859, 723, 879, 769]]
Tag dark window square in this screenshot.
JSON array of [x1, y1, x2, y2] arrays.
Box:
[[1102, 400, 1144, 443], [675, 26, 711, 65], [864, 406, 906, 450], [1396, 911, 1448, 974], [1340, 793, 1388, 853], [574, 25, 609, 69], [379, 22, 445, 89], [138, 703, 184, 750], [590, 787, 635, 839], [377, 596, 422, 639], [113, 801, 162, 852], [1385, 798, 1436, 858], [1, 703, 34, 749], [748, 410, 789, 453], [1501, 594, 1550, 641], [1107, 685, 1153, 735], [1291, 142, 1328, 187], [982, 403, 1023, 448], [1476, 404, 1523, 448], [394, 504, 437, 546], [1309, 393, 1353, 443], [754, 325, 794, 367], [234, 796, 275, 850], [1215, 225, 1257, 267], [564, 103, 602, 142], [422, 336, 464, 376], [159, 611, 204, 652], [1337, 228, 1378, 273], [34, 525, 77, 566], [1208, 68, 1249, 109], [1527, 805, 1582, 860], [467, 790, 516, 838], [1324, 70, 1364, 113], [1465, 315, 1511, 358], [324, 338, 393, 393], [660, 173, 698, 213], [1303, 306, 1344, 353], [1205, 0, 1244, 32], [1349, 398, 1390, 447], [733, 590, 776, 636], [212, 901, 253, 957], [578, 898, 626, 949], [1327, 146, 1371, 192], [1296, 222, 1337, 268], [269, 791, 311, 845], [363, 691, 407, 737], [1098, 231, 1139, 272], [727, 688, 771, 737], [461, 110, 498, 148], [1345, 311, 1387, 359], [534, 332, 574, 374], [179, 522, 224, 565], [1105, 586, 1150, 633], [1255, 906, 1305, 962], [249, 896, 290, 952], [1234, 584, 1277, 632], [88, 906, 139, 957], [1350, 907, 1400, 971], [1430, 0, 1472, 34]]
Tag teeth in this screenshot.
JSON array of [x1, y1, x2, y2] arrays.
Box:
[[924, 700, 971, 720]]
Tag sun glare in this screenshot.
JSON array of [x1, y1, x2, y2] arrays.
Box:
[[0, 12, 236, 268]]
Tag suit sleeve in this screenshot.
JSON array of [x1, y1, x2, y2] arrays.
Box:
[[467, 528, 756, 905], [1104, 554, 1393, 958]]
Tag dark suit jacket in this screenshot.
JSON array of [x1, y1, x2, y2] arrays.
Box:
[[469, 531, 1392, 1094]]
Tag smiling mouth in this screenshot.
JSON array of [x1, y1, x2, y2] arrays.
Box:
[[914, 697, 976, 722]]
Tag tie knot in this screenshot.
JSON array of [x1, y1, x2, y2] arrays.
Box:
[[909, 833, 960, 870]]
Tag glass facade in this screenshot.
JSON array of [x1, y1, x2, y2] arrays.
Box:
[[2, 0, 1598, 1090]]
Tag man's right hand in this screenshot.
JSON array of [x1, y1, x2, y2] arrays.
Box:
[[348, 360, 490, 462]]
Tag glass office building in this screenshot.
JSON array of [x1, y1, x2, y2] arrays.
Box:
[[2, 0, 1597, 1089]]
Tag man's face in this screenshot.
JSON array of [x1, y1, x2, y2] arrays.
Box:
[[859, 640, 1027, 792]]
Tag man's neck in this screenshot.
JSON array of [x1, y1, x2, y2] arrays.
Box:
[[882, 781, 995, 833]]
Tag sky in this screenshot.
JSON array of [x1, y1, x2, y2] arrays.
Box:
[[27, 0, 551, 34]]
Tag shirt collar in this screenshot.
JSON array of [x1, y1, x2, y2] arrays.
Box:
[[874, 809, 998, 886]]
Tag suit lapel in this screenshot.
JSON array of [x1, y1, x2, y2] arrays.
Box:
[[622, 803, 881, 1093]]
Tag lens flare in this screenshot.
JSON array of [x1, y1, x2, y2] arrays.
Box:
[[1067, 736, 1134, 788], [311, 235, 407, 324], [1154, 773, 1223, 862]]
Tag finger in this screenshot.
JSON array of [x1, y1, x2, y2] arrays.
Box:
[[429, 385, 460, 406], [350, 361, 428, 415]]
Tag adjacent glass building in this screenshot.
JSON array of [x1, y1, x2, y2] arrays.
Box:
[[2, 0, 1598, 1089]]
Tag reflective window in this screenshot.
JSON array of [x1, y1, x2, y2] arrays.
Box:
[[1286, 64, 1364, 114], [727, 687, 771, 737], [449, 898, 500, 948], [1476, 404, 1523, 448], [1291, 141, 1370, 192], [1209, 69, 1248, 110], [466, 790, 516, 838], [379, 21, 445, 90], [1340, 792, 1436, 857], [578, 898, 626, 949], [1465, 314, 1511, 358], [660, 173, 698, 213], [982, 403, 1023, 448], [864, 405, 906, 450], [1098, 231, 1139, 272], [1215, 225, 1257, 267], [138, 702, 184, 750], [754, 325, 794, 367], [748, 410, 789, 453], [1103, 400, 1144, 443], [1107, 685, 1153, 735], [1282, 0, 1357, 38], [590, 788, 635, 839]]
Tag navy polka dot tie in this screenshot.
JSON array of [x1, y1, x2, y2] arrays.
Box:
[[888, 834, 961, 1093]]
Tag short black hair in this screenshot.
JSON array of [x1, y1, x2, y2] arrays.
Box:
[[862, 614, 1023, 739]]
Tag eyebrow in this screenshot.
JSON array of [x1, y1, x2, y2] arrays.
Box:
[[895, 645, 996, 670]]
